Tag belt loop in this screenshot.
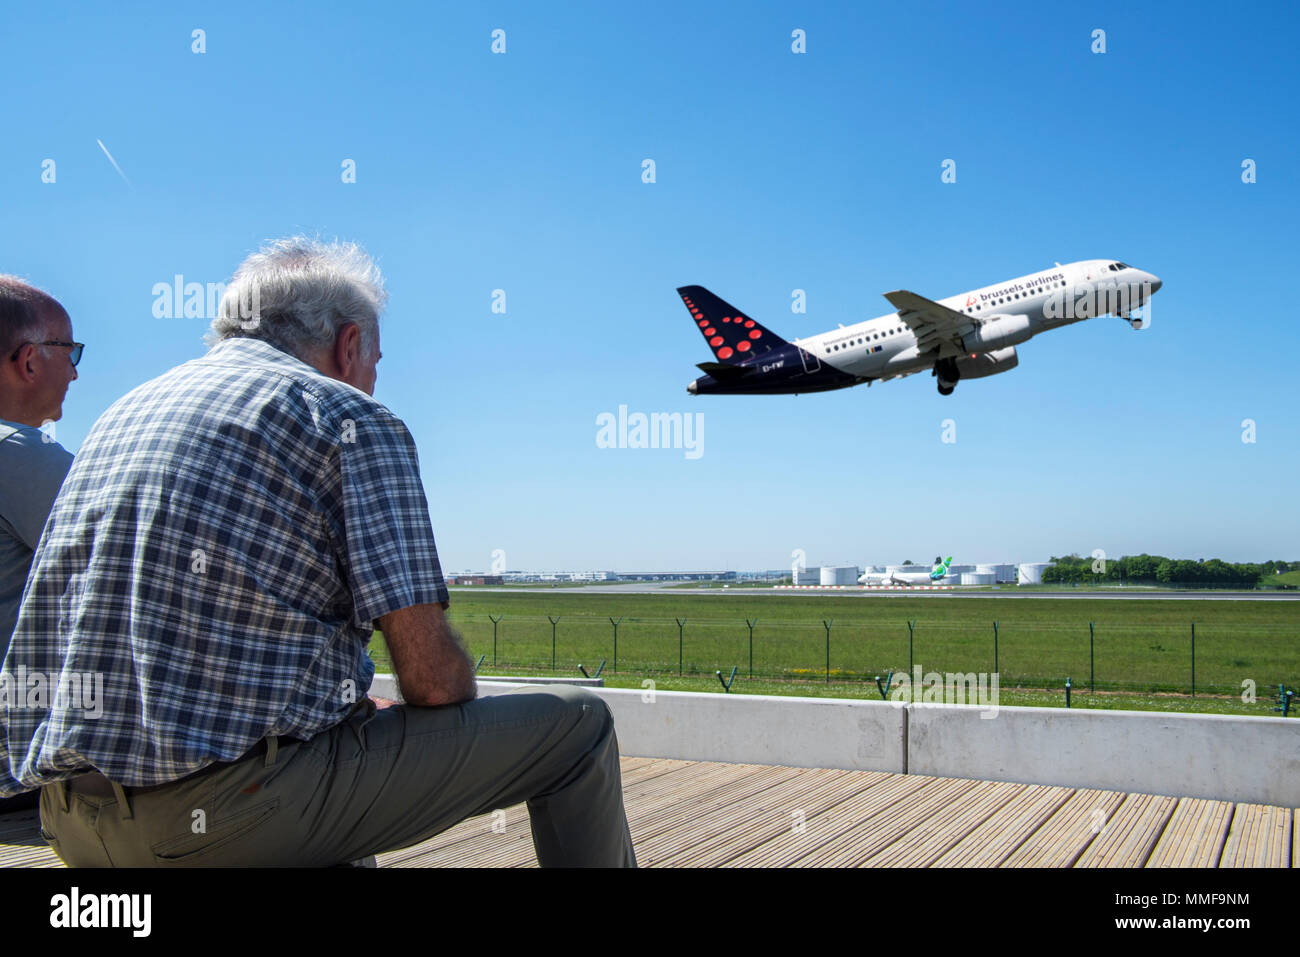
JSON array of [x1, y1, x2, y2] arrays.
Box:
[[110, 779, 133, 820], [263, 735, 279, 768]]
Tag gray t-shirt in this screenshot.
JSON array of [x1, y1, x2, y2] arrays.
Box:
[[0, 420, 73, 660]]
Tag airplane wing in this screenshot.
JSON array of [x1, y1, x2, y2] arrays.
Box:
[[883, 290, 975, 354]]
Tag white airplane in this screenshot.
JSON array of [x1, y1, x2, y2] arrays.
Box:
[[681, 260, 1161, 395], [859, 557, 952, 586]]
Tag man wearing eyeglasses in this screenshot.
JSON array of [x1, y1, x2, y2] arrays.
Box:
[[0, 276, 79, 814], [0, 277, 79, 653]]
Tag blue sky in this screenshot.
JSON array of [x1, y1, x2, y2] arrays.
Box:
[[3, 1, 1296, 572]]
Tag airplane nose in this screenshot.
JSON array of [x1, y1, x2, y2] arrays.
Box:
[[687, 380, 698, 395], [1150, 276, 1162, 293]]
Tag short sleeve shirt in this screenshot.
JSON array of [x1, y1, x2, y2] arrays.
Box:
[[0, 337, 449, 794]]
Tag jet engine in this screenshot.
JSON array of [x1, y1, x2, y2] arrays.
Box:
[[954, 346, 1019, 380], [960, 314, 1033, 353]]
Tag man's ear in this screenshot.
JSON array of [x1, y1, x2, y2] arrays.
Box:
[[333, 322, 361, 379], [10, 344, 38, 382]]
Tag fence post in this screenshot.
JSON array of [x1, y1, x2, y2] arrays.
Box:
[[746, 618, 758, 679], [1089, 621, 1094, 694], [993, 620, 999, 675], [548, 615, 561, 671], [609, 617, 622, 674], [1190, 621, 1195, 697], [489, 614, 502, 667], [908, 620, 915, 675], [676, 618, 687, 676], [823, 620, 833, 683]]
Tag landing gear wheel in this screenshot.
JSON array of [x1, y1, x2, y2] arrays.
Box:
[[933, 357, 960, 395]]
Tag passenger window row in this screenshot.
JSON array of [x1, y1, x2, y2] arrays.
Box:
[[961, 280, 1068, 314], [829, 326, 906, 352]]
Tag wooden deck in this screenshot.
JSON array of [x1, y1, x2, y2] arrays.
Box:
[[2, 756, 1294, 867]]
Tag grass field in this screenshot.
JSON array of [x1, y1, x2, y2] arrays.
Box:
[[367, 591, 1299, 718]]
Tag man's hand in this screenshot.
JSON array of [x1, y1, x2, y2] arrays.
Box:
[[376, 603, 477, 707]]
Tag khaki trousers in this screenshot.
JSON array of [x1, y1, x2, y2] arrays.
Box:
[[39, 684, 637, 867]]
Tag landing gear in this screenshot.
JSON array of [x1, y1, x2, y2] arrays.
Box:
[[933, 357, 960, 396]]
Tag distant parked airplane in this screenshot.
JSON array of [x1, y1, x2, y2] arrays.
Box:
[[680, 260, 1161, 395], [859, 557, 953, 586]]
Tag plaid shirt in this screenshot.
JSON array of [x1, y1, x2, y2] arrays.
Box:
[[0, 337, 449, 794]]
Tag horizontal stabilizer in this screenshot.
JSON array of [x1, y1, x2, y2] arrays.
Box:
[[695, 361, 753, 380]]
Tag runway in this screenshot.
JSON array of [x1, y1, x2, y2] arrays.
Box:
[[450, 583, 1300, 601]]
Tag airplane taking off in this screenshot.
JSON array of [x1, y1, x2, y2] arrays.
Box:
[[681, 260, 1161, 395], [859, 557, 952, 586]]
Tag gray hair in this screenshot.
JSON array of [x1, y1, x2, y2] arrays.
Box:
[[206, 237, 387, 361], [0, 275, 63, 359]]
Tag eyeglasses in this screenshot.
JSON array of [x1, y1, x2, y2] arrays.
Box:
[[8, 340, 84, 367]]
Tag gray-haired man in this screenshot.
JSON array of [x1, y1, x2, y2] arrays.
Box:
[[1, 238, 636, 866]]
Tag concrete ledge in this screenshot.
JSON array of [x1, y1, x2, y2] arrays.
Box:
[[584, 687, 908, 773], [368, 675, 601, 700], [368, 674, 1300, 804], [371, 675, 906, 772], [907, 703, 1300, 807]]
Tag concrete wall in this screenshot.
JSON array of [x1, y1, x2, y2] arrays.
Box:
[[373, 675, 907, 773], [369, 675, 1300, 806], [907, 703, 1300, 807], [486, 682, 908, 773]]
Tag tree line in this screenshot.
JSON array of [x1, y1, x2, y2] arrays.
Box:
[[1042, 553, 1293, 587]]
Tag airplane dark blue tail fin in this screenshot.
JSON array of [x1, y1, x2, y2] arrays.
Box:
[[677, 285, 788, 364]]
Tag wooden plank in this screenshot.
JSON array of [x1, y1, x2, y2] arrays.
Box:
[[0, 845, 63, 867], [8, 759, 1295, 870], [930, 784, 1073, 867], [1075, 792, 1177, 868], [793, 776, 982, 867], [617, 756, 658, 774], [1003, 788, 1126, 868], [862, 780, 1026, 867], [1145, 798, 1232, 868], [0, 808, 63, 869], [1220, 803, 1292, 868], [0, 813, 41, 839], [659, 770, 888, 867], [725, 773, 928, 867], [378, 758, 739, 867], [638, 769, 861, 867], [389, 762, 803, 868], [621, 765, 808, 845]]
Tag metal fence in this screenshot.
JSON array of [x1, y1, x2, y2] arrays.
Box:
[[369, 613, 1298, 700]]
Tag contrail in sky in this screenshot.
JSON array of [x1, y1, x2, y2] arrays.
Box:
[[96, 138, 131, 187]]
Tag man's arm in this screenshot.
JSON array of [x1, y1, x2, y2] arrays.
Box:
[[376, 602, 477, 707]]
